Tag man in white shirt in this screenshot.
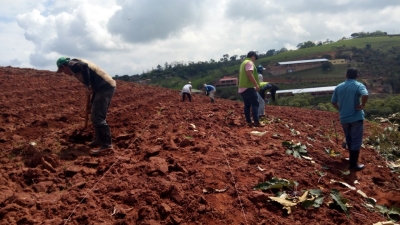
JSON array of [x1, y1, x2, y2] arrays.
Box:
[[181, 81, 192, 102]]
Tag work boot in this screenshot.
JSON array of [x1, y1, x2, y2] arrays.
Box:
[[253, 122, 265, 127], [349, 150, 364, 171], [88, 128, 101, 147], [90, 125, 113, 155]]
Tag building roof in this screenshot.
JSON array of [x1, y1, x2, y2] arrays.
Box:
[[276, 86, 336, 94], [220, 76, 237, 81], [278, 59, 328, 65]]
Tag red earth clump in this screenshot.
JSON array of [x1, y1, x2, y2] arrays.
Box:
[[0, 66, 399, 225]]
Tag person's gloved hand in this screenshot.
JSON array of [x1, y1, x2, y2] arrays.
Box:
[[206, 91, 209, 96]]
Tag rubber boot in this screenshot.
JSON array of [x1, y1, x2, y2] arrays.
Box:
[[349, 150, 364, 171], [88, 128, 101, 147], [90, 125, 113, 155]]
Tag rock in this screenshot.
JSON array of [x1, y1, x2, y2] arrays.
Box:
[[248, 191, 269, 204], [145, 146, 161, 158], [146, 157, 169, 175], [33, 181, 53, 193], [64, 166, 81, 177], [179, 139, 193, 147], [13, 192, 35, 207], [158, 203, 172, 218], [170, 185, 185, 204], [0, 186, 14, 204]]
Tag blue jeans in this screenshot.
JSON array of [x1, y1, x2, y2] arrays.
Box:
[[341, 120, 364, 151], [240, 88, 259, 124]]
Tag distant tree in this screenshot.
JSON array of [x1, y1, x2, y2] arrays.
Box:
[[266, 49, 276, 56], [366, 43, 372, 50], [279, 47, 288, 53], [165, 62, 170, 70], [223, 54, 229, 62], [299, 41, 316, 49], [209, 59, 216, 64], [230, 55, 238, 61], [351, 33, 359, 38], [240, 55, 246, 60], [317, 41, 323, 46], [296, 43, 303, 49]]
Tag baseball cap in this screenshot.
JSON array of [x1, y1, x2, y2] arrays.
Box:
[[56, 57, 70, 72], [247, 51, 259, 60], [257, 65, 265, 71]]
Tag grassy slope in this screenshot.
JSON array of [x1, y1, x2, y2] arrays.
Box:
[[151, 36, 400, 91]]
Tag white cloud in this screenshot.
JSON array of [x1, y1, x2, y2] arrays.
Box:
[[0, 0, 399, 76]]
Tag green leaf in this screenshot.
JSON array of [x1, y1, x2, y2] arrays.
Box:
[[302, 200, 315, 208], [388, 206, 400, 221], [376, 205, 389, 214], [293, 150, 302, 159], [330, 189, 350, 218], [313, 196, 325, 208], [309, 189, 323, 196], [282, 141, 292, 147]]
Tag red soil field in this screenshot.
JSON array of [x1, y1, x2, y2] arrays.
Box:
[[0, 66, 399, 225]]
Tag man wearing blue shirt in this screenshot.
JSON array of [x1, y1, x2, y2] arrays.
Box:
[[331, 68, 368, 171], [203, 84, 216, 103]]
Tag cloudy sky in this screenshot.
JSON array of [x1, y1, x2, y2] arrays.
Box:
[[1, 0, 400, 76]]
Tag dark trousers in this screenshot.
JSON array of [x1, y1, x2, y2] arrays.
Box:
[[240, 88, 259, 124], [182, 92, 191, 102], [341, 120, 364, 151], [91, 86, 115, 147]]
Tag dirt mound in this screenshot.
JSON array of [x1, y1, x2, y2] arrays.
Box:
[[0, 66, 399, 225]]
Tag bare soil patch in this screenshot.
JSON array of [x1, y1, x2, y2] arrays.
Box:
[[0, 66, 398, 225]]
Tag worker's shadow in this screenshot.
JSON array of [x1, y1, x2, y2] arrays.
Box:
[[58, 129, 93, 160], [321, 158, 359, 184]]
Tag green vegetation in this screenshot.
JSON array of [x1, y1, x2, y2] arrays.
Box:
[[115, 32, 400, 120], [115, 35, 400, 93], [277, 93, 400, 119]]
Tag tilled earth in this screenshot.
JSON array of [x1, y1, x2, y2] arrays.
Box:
[[0, 66, 399, 225]]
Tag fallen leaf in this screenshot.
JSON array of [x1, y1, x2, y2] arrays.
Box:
[[299, 191, 309, 203], [257, 166, 266, 171], [269, 196, 297, 214], [250, 131, 267, 136], [330, 179, 356, 190]]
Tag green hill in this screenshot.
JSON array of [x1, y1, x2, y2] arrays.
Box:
[[116, 35, 400, 95]]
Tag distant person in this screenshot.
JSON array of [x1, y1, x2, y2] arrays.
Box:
[[203, 84, 216, 103], [56, 57, 116, 155], [258, 82, 278, 118], [257, 65, 265, 82], [238, 51, 264, 127], [181, 81, 192, 102], [331, 67, 368, 171]]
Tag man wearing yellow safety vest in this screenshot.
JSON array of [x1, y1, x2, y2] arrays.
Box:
[[238, 51, 264, 127]]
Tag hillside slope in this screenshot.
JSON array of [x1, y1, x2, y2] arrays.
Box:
[[0, 66, 399, 225]]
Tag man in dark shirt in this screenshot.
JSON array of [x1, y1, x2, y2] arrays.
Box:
[[56, 57, 116, 155]]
